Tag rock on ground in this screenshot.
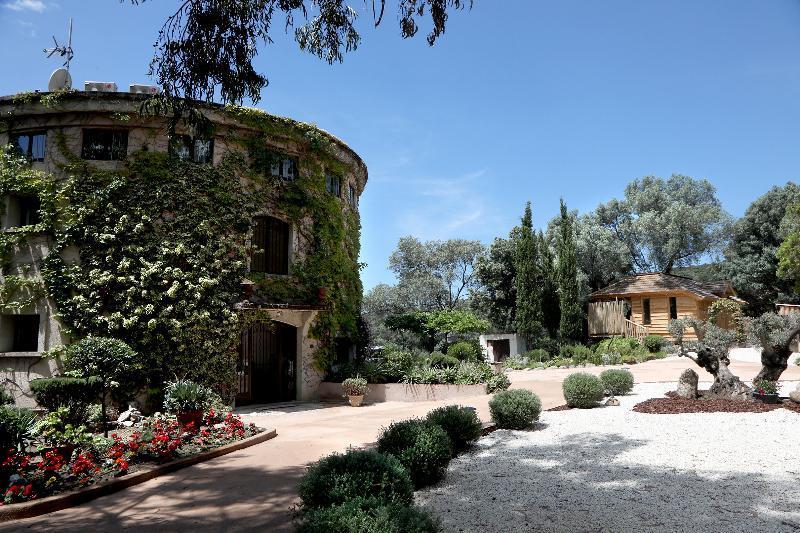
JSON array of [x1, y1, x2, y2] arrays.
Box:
[[676, 368, 699, 399], [416, 382, 800, 532]]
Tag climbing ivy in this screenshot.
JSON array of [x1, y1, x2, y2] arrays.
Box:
[[0, 100, 364, 394]]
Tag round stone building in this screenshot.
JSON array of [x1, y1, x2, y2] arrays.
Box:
[[0, 88, 367, 406]]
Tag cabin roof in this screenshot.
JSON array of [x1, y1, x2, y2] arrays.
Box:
[[589, 272, 734, 300]]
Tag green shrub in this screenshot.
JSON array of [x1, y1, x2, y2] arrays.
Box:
[[524, 348, 551, 363], [600, 369, 634, 396], [558, 344, 575, 360], [163, 379, 214, 413], [594, 337, 639, 357], [425, 405, 482, 456], [429, 352, 460, 369], [642, 335, 666, 353], [296, 497, 438, 533], [377, 419, 452, 488], [381, 347, 421, 381], [0, 406, 37, 451], [529, 337, 560, 358], [503, 354, 528, 370], [0, 389, 13, 406], [30, 376, 101, 425], [447, 341, 480, 362], [298, 450, 413, 509], [341, 377, 369, 396], [488, 389, 542, 430], [571, 345, 594, 364], [562, 372, 604, 408], [486, 372, 511, 393]]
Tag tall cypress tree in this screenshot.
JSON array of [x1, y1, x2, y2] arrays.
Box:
[[538, 230, 560, 337], [515, 202, 544, 342], [557, 198, 583, 341]]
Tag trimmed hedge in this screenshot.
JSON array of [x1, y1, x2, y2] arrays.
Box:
[[425, 405, 482, 456], [488, 389, 541, 430], [296, 497, 439, 533], [298, 450, 413, 509], [643, 335, 666, 353], [377, 419, 452, 488], [429, 352, 460, 369], [600, 369, 634, 396], [563, 372, 604, 408], [30, 376, 101, 425]]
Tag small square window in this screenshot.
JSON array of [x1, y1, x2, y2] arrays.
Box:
[[18, 196, 41, 227], [169, 135, 214, 164], [325, 173, 341, 197], [81, 129, 128, 161], [9, 315, 39, 352], [11, 131, 47, 162], [269, 156, 297, 181], [348, 185, 358, 207]]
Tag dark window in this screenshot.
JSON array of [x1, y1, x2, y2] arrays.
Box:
[[325, 173, 341, 197], [18, 196, 41, 227], [251, 216, 290, 275], [269, 155, 298, 181], [642, 298, 651, 325], [11, 131, 47, 162], [169, 135, 214, 164], [81, 129, 128, 160], [669, 297, 678, 320], [9, 315, 39, 352], [348, 185, 358, 207]]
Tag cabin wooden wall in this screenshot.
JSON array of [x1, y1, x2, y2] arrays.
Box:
[[630, 294, 700, 339], [588, 300, 627, 336]]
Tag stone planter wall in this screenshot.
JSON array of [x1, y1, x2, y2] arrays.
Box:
[[318, 382, 487, 403]]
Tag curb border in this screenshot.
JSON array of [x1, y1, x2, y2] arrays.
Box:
[[0, 428, 277, 522]]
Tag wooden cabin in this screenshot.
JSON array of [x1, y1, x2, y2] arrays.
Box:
[[588, 272, 741, 341]]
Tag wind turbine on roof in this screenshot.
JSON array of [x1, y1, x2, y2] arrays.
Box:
[[43, 18, 74, 91]]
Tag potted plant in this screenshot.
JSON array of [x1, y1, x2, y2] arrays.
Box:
[[752, 379, 779, 404], [163, 380, 212, 432], [341, 377, 369, 407]]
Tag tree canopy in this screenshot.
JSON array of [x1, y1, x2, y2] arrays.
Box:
[[471, 236, 517, 332], [515, 202, 544, 341], [129, 0, 472, 104]]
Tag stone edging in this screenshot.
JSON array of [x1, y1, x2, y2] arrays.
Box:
[[0, 428, 277, 522]]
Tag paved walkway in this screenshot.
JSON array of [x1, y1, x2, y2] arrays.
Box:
[[6, 356, 800, 532]]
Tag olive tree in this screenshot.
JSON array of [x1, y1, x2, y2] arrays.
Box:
[[65, 337, 144, 436], [747, 313, 800, 382], [668, 318, 750, 399]]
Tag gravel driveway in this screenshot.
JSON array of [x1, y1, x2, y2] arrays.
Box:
[[417, 383, 800, 532]]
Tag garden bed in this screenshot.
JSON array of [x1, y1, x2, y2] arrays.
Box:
[[318, 382, 487, 403], [633, 390, 800, 414]]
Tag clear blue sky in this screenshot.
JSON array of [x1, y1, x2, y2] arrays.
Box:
[[3, 0, 800, 290]]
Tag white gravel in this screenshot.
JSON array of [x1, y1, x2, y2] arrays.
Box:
[[416, 382, 800, 532]]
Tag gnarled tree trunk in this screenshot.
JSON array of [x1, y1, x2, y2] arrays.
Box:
[[689, 345, 751, 399], [754, 325, 800, 382]]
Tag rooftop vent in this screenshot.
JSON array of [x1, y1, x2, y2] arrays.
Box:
[[84, 81, 117, 92], [129, 84, 161, 95]]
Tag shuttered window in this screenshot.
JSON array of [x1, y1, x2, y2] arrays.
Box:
[[251, 216, 290, 274]]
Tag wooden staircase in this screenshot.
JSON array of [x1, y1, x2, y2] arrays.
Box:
[[623, 318, 649, 342]]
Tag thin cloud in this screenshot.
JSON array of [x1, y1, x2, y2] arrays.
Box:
[[3, 0, 46, 12]]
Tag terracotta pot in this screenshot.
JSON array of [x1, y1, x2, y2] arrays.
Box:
[[347, 395, 364, 407], [176, 410, 204, 432], [317, 287, 328, 302]]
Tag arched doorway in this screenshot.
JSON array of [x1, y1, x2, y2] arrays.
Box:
[[237, 321, 297, 404]]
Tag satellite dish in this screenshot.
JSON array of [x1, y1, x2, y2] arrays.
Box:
[[48, 68, 72, 91]]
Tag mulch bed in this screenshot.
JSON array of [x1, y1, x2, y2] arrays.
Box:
[[633, 390, 800, 414], [546, 404, 572, 411]]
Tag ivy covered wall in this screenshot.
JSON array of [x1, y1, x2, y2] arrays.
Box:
[[0, 92, 366, 399]]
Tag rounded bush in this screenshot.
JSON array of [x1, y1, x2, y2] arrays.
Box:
[[486, 372, 511, 393], [429, 352, 460, 369], [298, 450, 413, 508], [446, 341, 480, 362], [642, 335, 666, 353], [376, 419, 452, 488], [563, 372, 605, 408], [30, 376, 101, 425], [296, 497, 438, 533], [425, 405, 482, 456], [488, 389, 541, 430], [600, 369, 634, 396]]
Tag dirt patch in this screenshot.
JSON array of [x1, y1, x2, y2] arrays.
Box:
[[546, 404, 572, 412], [633, 390, 800, 414]]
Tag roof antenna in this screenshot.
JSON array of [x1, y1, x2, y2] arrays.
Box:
[[44, 17, 74, 70], [44, 18, 74, 91]]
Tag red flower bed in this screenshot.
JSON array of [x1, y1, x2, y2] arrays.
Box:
[[0, 412, 262, 505]]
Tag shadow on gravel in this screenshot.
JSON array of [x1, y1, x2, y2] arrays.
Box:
[[418, 432, 800, 532]]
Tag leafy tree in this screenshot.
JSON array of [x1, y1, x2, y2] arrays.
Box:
[[389, 237, 485, 311], [538, 230, 560, 337], [129, 0, 472, 105], [557, 199, 582, 341], [748, 312, 800, 382], [778, 200, 800, 294], [471, 236, 516, 332], [64, 337, 143, 436], [573, 212, 633, 293], [726, 183, 800, 314], [385, 309, 488, 351], [595, 175, 731, 273], [515, 202, 544, 341]]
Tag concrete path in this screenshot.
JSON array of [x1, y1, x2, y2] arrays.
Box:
[[5, 356, 799, 532]]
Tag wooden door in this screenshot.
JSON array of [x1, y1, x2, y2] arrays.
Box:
[[237, 321, 297, 404]]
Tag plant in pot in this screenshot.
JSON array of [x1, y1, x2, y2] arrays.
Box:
[[163, 380, 212, 432], [341, 377, 369, 407], [752, 379, 779, 404]]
